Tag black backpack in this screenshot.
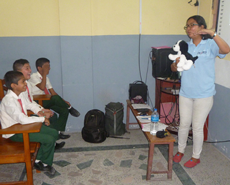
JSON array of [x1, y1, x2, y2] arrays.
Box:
[[105, 102, 127, 136], [81, 109, 108, 143]]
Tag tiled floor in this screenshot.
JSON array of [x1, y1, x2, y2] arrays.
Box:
[[1, 129, 230, 185]]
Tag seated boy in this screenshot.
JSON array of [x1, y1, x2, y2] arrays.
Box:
[[29, 57, 80, 139], [0, 71, 58, 175], [13, 59, 65, 149]]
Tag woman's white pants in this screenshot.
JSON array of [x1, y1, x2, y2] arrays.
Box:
[[178, 95, 213, 159]]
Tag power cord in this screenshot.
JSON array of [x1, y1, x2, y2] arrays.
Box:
[[204, 122, 230, 143], [138, 34, 142, 82], [147, 88, 153, 110], [145, 50, 152, 84], [205, 140, 230, 143], [159, 90, 180, 131], [144, 50, 154, 108]]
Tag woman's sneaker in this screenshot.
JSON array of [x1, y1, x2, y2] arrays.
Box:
[[173, 152, 184, 163], [184, 158, 200, 168]]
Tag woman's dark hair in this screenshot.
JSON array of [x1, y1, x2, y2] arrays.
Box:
[[187, 15, 212, 40]]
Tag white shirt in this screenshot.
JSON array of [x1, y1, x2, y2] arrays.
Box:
[[180, 39, 226, 98], [0, 90, 45, 138], [29, 72, 52, 95]]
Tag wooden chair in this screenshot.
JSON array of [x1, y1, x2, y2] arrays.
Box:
[[0, 122, 42, 185], [0, 79, 43, 184], [33, 94, 51, 107], [0, 79, 7, 101]]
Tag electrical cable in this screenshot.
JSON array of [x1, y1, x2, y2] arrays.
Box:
[[158, 89, 179, 131], [203, 120, 230, 143], [159, 81, 180, 130], [147, 51, 154, 108], [136, 0, 153, 111], [205, 140, 230, 143], [140, 49, 154, 108], [147, 88, 153, 110], [138, 0, 142, 82], [145, 50, 152, 84], [144, 51, 153, 107], [137, 34, 155, 108], [160, 95, 174, 124], [160, 103, 174, 126], [138, 34, 142, 82]]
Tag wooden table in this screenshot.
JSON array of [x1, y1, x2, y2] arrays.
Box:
[[126, 100, 175, 180]]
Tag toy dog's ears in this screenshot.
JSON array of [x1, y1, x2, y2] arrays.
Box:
[[179, 40, 188, 54], [176, 40, 182, 45]]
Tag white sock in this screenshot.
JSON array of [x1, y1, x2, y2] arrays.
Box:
[[68, 106, 72, 109], [35, 160, 40, 163], [43, 163, 48, 167]]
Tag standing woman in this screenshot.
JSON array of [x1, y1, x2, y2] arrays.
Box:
[[171, 15, 230, 168]]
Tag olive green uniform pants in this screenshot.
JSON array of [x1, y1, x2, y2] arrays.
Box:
[[43, 95, 69, 131], [10, 124, 58, 166]]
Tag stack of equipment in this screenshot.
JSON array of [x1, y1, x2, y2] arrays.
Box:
[[151, 46, 175, 78], [129, 81, 148, 102]]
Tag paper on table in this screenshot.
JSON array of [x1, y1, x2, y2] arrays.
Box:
[[137, 116, 162, 123], [136, 116, 151, 123], [141, 122, 168, 132], [132, 104, 151, 109]]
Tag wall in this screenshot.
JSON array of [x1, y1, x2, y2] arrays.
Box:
[[0, 0, 197, 132], [198, 0, 213, 28], [2, 0, 229, 160], [206, 0, 230, 159]]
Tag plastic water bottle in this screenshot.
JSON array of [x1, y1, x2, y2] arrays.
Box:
[[150, 108, 159, 135]]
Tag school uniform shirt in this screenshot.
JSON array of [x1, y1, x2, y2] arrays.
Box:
[[29, 71, 52, 95], [0, 90, 45, 138], [179, 39, 226, 99], [22, 80, 44, 109]]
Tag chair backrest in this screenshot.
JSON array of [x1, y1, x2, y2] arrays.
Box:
[[0, 79, 7, 101], [0, 123, 2, 139], [0, 79, 6, 139]]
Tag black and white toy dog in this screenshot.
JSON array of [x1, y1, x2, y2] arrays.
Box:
[[168, 40, 198, 71]]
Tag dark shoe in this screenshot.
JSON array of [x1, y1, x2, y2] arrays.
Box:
[[59, 133, 70, 139], [34, 161, 44, 171], [55, 141, 65, 150], [43, 165, 56, 175], [69, 107, 80, 117], [34, 162, 56, 175]]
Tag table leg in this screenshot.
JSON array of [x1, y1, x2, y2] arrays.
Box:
[[167, 142, 173, 179], [146, 143, 154, 180]]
